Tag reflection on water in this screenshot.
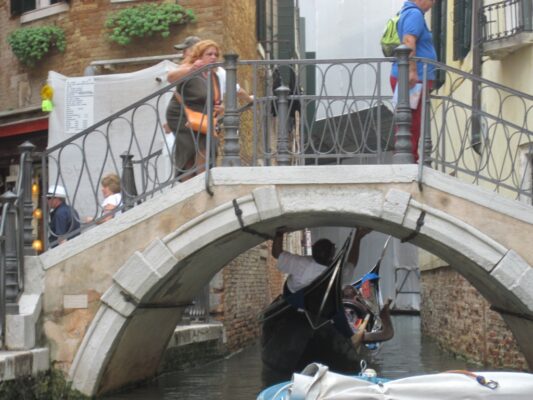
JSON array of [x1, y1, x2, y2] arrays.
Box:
[[104, 315, 477, 399], [368, 314, 477, 379]]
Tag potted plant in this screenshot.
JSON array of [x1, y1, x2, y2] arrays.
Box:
[[105, 3, 196, 45], [7, 25, 66, 67]]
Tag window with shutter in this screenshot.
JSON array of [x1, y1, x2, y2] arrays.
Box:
[[12, 0, 69, 16], [432, 0, 447, 89], [453, 0, 472, 60], [13, 0, 69, 23], [256, 0, 267, 45], [10, 0, 23, 16]]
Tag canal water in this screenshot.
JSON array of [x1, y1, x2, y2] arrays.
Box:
[[105, 315, 478, 399]]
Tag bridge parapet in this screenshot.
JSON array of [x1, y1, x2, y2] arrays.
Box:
[[22, 53, 531, 253]]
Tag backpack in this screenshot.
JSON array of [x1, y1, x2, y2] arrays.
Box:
[[380, 13, 400, 57]]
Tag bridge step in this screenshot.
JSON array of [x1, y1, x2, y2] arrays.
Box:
[[0, 347, 49, 382], [5, 293, 42, 350]]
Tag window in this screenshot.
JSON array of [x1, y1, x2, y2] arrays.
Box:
[[11, 0, 65, 16], [453, 0, 472, 60], [11, 0, 69, 23]]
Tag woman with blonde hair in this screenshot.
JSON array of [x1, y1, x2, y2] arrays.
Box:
[[166, 39, 223, 179]]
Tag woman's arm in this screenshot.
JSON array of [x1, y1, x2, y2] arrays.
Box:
[[98, 203, 116, 224], [167, 63, 195, 83], [402, 33, 418, 87]]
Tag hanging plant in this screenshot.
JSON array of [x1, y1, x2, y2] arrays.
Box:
[[105, 3, 197, 46], [7, 25, 66, 67]]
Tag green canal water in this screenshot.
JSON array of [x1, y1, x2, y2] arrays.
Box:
[[105, 315, 480, 399]]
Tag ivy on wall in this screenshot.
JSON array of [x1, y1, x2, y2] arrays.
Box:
[[105, 3, 197, 46], [7, 25, 66, 67]]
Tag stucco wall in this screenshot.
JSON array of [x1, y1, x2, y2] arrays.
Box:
[[421, 266, 529, 370]]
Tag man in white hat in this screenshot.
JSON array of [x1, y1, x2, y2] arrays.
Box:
[[47, 185, 80, 247]]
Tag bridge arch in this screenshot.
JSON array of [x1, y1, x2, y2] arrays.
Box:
[[49, 165, 533, 396]]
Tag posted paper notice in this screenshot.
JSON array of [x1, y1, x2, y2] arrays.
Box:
[[65, 77, 95, 135]]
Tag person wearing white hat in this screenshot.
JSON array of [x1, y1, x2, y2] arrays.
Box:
[[46, 184, 80, 247]]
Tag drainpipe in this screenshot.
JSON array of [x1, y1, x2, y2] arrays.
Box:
[[471, 0, 482, 155]]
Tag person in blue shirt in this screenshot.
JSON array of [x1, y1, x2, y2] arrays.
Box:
[[47, 185, 80, 247], [390, 0, 437, 163]]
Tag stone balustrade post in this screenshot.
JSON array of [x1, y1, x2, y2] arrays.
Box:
[[393, 45, 414, 164], [222, 53, 241, 166], [275, 86, 290, 166]]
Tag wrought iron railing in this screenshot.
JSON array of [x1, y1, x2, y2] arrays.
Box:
[[0, 142, 35, 347], [482, 0, 533, 42], [23, 51, 533, 252], [2, 49, 533, 325], [418, 58, 533, 201]]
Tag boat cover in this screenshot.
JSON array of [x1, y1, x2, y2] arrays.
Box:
[[285, 363, 533, 400]]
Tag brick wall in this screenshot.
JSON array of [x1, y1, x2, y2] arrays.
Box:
[[1, 0, 259, 111], [421, 266, 528, 370], [210, 242, 283, 352]]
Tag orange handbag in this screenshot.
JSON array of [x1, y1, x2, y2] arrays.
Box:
[[183, 107, 217, 135], [176, 73, 221, 136]]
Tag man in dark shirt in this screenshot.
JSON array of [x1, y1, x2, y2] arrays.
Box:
[[47, 185, 80, 247]]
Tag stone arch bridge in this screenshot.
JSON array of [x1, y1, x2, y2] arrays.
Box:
[[30, 164, 533, 396]]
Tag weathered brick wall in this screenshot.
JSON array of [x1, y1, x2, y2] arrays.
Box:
[[1, 0, 258, 111], [421, 266, 528, 370], [213, 242, 283, 352]]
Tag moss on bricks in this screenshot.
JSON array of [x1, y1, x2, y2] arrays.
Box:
[[0, 369, 88, 400]]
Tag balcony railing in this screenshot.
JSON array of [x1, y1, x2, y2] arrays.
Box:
[[482, 0, 532, 42]]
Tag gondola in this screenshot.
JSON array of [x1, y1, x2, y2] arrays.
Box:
[[260, 234, 393, 374]]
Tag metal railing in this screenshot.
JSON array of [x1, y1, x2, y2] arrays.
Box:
[[2, 49, 533, 326], [482, 0, 533, 42], [0, 142, 35, 347], [21, 50, 533, 251], [418, 57, 533, 202]]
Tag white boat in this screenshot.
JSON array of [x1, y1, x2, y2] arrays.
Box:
[[257, 363, 533, 400]]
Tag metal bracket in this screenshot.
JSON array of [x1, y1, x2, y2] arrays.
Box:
[[232, 199, 273, 241], [401, 211, 426, 243]]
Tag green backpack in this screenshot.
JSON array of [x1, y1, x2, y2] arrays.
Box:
[[380, 13, 400, 57]]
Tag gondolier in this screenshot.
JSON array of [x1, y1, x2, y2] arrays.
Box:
[[272, 227, 371, 295], [262, 228, 392, 373]]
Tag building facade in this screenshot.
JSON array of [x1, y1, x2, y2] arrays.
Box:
[[420, 0, 532, 369], [0, 0, 299, 353]]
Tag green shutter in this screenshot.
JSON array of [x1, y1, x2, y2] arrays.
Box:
[[277, 0, 295, 60], [453, 0, 472, 60], [10, 0, 23, 15], [462, 0, 472, 58], [432, 0, 447, 89], [256, 0, 267, 44], [453, 0, 463, 60]]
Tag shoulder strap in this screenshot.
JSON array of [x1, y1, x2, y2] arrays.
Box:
[[174, 71, 221, 106], [212, 71, 220, 104]]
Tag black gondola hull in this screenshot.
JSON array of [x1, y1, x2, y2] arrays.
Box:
[[261, 298, 361, 374]]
